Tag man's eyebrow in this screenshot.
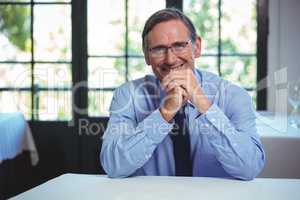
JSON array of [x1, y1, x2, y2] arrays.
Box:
[[172, 41, 186, 45], [150, 44, 167, 49], [151, 41, 187, 48]]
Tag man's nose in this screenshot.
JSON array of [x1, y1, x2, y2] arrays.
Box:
[[165, 48, 177, 65]]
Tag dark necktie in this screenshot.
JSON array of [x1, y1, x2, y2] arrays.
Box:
[[170, 106, 193, 176]]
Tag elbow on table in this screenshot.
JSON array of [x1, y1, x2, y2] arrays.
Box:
[[102, 164, 132, 179], [233, 158, 265, 181], [100, 148, 133, 179]]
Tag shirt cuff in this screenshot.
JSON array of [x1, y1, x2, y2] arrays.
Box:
[[204, 104, 235, 135], [141, 109, 174, 143]]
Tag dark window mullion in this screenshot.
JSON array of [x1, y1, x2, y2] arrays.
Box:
[[0, 87, 71, 91], [88, 55, 144, 58], [72, 0, 88, 122], [0, 61, 71, 64], [217, 0, 222, 77], [84, 53, 257, 58], [125, 0, 129, 82], [166, 0, 182, 10], [30, 0, 35, 120], [257, 0, 268, 110], [87, 88, 115, 92], [0, 2, 71, 5]]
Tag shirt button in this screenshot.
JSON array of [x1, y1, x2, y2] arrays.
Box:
[[204, 123, 209, 128], [233, 143, 237, 147], [211, 118, 216, 122]]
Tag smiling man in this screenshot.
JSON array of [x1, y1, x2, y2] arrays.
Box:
[[100, 8, 265, 180]]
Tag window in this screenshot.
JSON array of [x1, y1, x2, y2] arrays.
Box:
[[87, 0, 165, 116], [0, 0, 266, 120], [184, 0, 258, 104], [0, 0, 72, 120]]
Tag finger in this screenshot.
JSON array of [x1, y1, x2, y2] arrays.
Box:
[[176, 85, 186, 97], [161, 77, 173, 90], [177, 86, 188, 104], [162, 74, 185, 89], [171, 79, 188, 91], [165, 81, 178, 92], [181, 87, 188, 99]]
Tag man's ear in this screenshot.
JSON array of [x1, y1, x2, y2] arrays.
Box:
[[193, 36, 202, 58]]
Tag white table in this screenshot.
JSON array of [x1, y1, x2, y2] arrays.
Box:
[[11, 174, 300, 200]]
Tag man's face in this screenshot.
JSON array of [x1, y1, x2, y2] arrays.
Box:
[[144, 19, 201, 81]]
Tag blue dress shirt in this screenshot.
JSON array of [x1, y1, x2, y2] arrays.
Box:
[[100, 69, 265, 180]]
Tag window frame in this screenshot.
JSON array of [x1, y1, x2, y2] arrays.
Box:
[[0, 0, 268, 123], [0, 0, 72, 121]]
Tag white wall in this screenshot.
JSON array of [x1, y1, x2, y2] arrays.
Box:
[[267, 0, 300, 112]]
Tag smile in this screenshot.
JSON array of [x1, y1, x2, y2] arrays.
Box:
[[160, 63, 185, 72]]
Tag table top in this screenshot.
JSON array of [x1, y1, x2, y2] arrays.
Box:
[[11, 174, 300, 200]]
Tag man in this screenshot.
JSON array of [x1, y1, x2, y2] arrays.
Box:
[[100, 8, 265, 180]]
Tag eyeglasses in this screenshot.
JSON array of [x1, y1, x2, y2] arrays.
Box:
[[148, 39, 191, 58]]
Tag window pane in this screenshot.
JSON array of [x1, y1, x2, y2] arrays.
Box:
[[0, 64, 31, 87], [220, 56, 257, 89], [33, 64, 71, 87], [88, 0, 125, 55], [88, 58, 125, 89], [221, 0, 256, 53], [34, 0, 70, 2], [88, 91, 113, 116], [128, 57, 153, 81], [128, 0, 165, 56], [34, 5, 71, 61], [184, 0, 219, 54], [0, 1, 30, 2], [0, 5, 31, 61], [196, 56, 219, 75], [0, 91, 31, 119], [37, 91, 71, 120]]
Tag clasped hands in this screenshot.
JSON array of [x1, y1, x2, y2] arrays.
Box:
[[159, 68, 211, 122]]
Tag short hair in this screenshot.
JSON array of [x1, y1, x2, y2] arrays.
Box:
[[142, 8, 197, 51]]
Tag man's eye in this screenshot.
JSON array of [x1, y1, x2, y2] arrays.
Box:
[[152, 47, 165, 52], [173, 43, 186, 48]]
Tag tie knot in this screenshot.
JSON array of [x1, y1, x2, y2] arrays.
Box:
[[174, 106, 186, 123]]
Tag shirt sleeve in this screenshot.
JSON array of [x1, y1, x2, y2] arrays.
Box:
[[195, 85, 265, 180], [100, 84, 174, 178]]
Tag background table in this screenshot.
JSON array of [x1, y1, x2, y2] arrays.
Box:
[[0, 112, 38, 164], [255, 112, 300, 179], [0, 112, 39, 199], [11, 174, 300, 200]]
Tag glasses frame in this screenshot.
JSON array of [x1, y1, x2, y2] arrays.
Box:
[[148, 39, 192, 58]]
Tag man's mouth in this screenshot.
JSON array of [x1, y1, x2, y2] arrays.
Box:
[[172, 63, 185, 70], [160, 63, 184, 72]]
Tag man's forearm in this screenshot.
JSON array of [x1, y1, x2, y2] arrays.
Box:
[[195, 104, 265, 180], [101, 109, 174, 178]]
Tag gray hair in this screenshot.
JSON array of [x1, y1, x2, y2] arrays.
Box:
[[142, 8, 197, 51]]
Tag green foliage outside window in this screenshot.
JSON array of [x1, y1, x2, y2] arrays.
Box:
[[0, 5, 30, 52]]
